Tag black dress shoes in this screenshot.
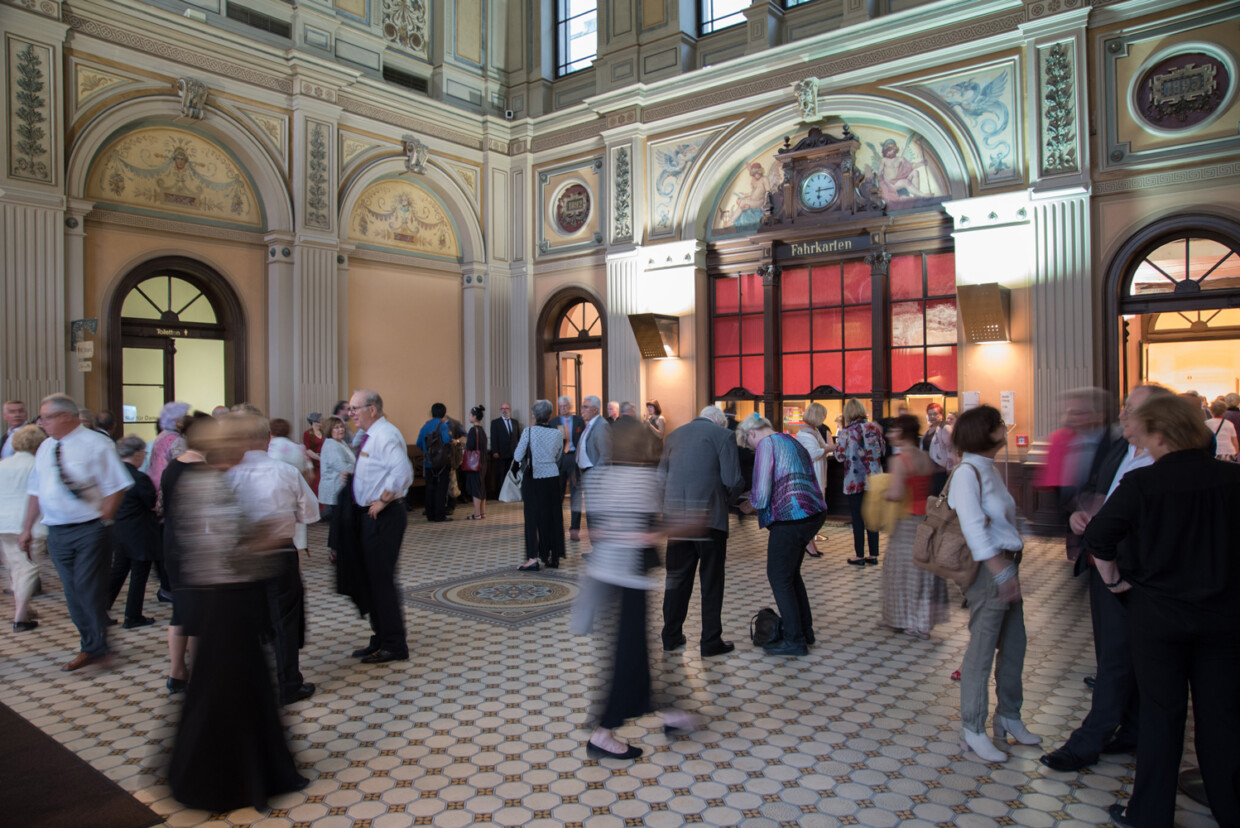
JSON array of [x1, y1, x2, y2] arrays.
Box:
[[586, 740, 642, 760], [662, 634, 687, 652], [157, 589, 174, 604], [701, 641, 734, 657], [361, 648, 408, 664], [123, 615, 156, 629], [166, 677, 188, 694], [1108, 803, 1136, 828], [518, 561, 540, 571], [12, 620, 37, 632], [1039, 746, 1092, 772], [352, 643, 381, 658], [1084, 675, 1096, 689], [1101, 735, 1138, 754], [763, 639, 808, 657], [283, 682, 316, 704]]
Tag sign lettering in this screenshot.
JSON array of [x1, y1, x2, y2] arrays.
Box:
[[775, 234, 872, 260]]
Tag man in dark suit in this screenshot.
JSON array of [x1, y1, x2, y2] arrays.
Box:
[[659, 405, 743, 657], [552, 396, 586, 541], [575, 395, 610, 533], [0, 400, 30, 459], [489, 403, 521, 497], [1040, 384, 1173, 773]]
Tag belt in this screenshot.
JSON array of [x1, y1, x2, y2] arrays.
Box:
[[999, 549, 1023, 564], [49, 518, 101, 529]]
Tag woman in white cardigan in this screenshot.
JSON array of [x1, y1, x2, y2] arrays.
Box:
[[947, 404, 1041, 763], [794, 403, 833, 558]]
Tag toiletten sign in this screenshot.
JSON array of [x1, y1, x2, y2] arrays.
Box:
[[776, 234, 872, 260]]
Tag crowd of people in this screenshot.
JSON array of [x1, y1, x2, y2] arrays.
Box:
[[0, 383, 1236, 828]]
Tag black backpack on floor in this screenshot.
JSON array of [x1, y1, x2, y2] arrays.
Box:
[[750, 607, 782, 647]]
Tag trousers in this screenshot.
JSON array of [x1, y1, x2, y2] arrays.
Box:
[[263, 547, 306, 700], [107, 550, 152, 624], [0, 532, 42, 621], [960, 562, 1026, 732], [361, 504, 408, 653], [765, 514, 825, 645], [47, 521, 112, 656], [425, 467, 450, 521], [845, 492, 879, 558], [661, 530, 727, 649]]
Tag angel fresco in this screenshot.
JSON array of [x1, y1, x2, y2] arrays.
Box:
[[860, 134, 936, 209], [720, 159, 782, 231]]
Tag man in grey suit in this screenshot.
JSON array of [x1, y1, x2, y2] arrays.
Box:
[[659, 405, 743, 657], [576, 395, 610, 534]]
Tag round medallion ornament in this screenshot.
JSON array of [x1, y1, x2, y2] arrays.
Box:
[[554, 183, 591, 234], [1134, 49, 1232, 133]]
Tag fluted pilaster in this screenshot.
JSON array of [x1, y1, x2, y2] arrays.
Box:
[[296, 243, 341, 422], [606, 247, 643, 405], [1, 194, 65, 403]]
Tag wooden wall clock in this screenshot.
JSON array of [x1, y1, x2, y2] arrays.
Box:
[[762, 125, 885, 228]]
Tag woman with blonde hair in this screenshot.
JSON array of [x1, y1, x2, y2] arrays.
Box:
[[0, 425, 48, 630], [795, 403, 833, 558], [738, 412, 827, 656], [834, 398, 886, 566]]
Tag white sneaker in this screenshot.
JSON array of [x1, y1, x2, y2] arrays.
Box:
[[993, 715, 1042, 746], [960, 728, 1006, 762]]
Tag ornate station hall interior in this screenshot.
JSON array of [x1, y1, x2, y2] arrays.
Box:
[[1, 0, 1237, 825]]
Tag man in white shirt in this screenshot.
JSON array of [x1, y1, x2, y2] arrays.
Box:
[[18, 394, 132, 671], [576, 395, 610, 535], [1, 400, 30, 459], [348, 389, 414, 663], [228, 414, 320, 704], [922, 403, 955, 494], [1039, 383, 1172, 773]]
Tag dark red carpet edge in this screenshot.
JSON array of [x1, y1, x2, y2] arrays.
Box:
[[0, 699, 162, 828]]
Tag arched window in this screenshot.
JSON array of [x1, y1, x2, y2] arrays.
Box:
[[1125, 235, 1240, 298], [537, 291, 606, 413]]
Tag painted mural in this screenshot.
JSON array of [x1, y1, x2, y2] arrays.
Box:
[[648, 128, 722, 236], [709, 122, 951, 237], [85, 127, 262, 226], [347, 178, 460, 259], [897, 61, 1019, 184]]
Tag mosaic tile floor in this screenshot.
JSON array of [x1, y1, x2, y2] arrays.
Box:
[[0, 504, 1217, 828]]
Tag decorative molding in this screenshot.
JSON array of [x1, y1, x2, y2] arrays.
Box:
[[1039, 42, 1078, 176], [72, 64, 128, 108], [402, 134, 429, 175], [8, 37, 53, 184], [794, 77, 822, 122], [237, 107, 287, 163], [448, 164, 479, 201], [347, 244, 463, 274], [177, 77, 208, 120], [613, 147, 632, 243], [1023, 0, 1088, 21], [65, 13, 294, 94], [381, 0, 429, 61], [88, 207, 267, 243], [1092, 162, 1240, 194], [339, 131, 382, 170], [298, 80, 337, 103], [337, 95, 484, 151], [306, 120, 331, 230]]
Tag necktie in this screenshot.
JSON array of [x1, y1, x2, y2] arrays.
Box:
[[506, 419, 511, 434], [357, 432, 369, 457]]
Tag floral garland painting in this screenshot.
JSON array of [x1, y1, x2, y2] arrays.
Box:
[[86, 127, 261, 226], [348, 179, 460, 259]]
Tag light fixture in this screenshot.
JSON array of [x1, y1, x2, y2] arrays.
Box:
[[628, 313, 680, 359], [958, 283, 1012, 343]]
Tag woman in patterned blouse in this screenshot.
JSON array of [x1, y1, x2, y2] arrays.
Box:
[[833, 398, 887, 566], [737, 413, 828, 657]]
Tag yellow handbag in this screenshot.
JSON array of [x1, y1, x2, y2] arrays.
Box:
[[862, 473, 910, 534]]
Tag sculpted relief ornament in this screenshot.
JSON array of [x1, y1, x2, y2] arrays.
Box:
[[402, 134, 430, 175], [382, 0, 429, 59], [177, 78, 208, 120], [795, 78, 822, 122]]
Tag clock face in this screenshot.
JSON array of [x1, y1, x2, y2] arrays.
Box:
[[800, 171, 838, 210]]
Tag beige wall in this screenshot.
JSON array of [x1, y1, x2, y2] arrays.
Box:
[[347, 259, 463, 440], [81, 221, 268, 417]]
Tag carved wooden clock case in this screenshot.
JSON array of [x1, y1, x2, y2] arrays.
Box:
[[762, 125, 885, 229]]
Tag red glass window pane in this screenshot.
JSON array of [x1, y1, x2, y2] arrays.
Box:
[[783, 353, 811, 394], [927, 252, 956, 296], [844, 351, 872, 394], [741, 313, 764, 354], [891, 347, 923, 393], [811, 264, 841, 307], [782, 310, 810, 352], [740, 272, 764, 313], [843, 306, 871, 348], [742, 355, 765, 394], [842, 261, 871, 304], [714, 357, 740, 397], [891, 301, 924, 347], [714, 316, 740, 356], [890, 255, 922, 300], [927, 346, 958, 391], [813, 352, 843, 392], [812, 307, 842, 350], [782, 267, 810, 309], [926, 298, 958, 345], [714, 277, 739, 314]]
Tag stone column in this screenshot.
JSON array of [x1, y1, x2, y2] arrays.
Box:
[[0, 191, 66, 404], [1030, 188, 1093, 438], [461, 263, 487, 415], [508, 262, 532, 421], [265, 233, 296, 418], [294, 241, 341, 422], [64, 199, 94, 403], [605, 245, 644, 406], [337, 243, 354, 398], [487, 262, 514, 413]]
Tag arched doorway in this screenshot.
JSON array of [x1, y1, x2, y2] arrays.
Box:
[[1105, 215, 1240, 400], [108, 257, 246, 440], [537, 289, 607, 412]]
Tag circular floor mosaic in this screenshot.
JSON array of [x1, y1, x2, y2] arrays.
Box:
[[402, 567, 579, 627]]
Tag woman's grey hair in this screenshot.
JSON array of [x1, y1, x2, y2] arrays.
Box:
[[116, 434, 148, 459], [40, 393, 79, 418], [158, 401, 191, 432], [734, 412, 773, 447], [532, 399, 553, 424]]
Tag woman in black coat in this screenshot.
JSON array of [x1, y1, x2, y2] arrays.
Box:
[[107, 435, 162, 628], [1082, 394, 1240, 828]]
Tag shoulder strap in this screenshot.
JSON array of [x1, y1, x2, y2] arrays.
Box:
[[1215, 419, 1225, 435]]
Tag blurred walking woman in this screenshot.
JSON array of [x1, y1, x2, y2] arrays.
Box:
[[834, 399, 885, 566], [737, 412, 827, 657], [949, 405, 1040, 763], [515, 399, 564, 571], [0, 425, 48, 630], [1084, 395, 1240, 828], [168, 415, 307, 811]]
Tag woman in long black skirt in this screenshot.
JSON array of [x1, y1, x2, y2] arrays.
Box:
[[167, 417, 307, 811]]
